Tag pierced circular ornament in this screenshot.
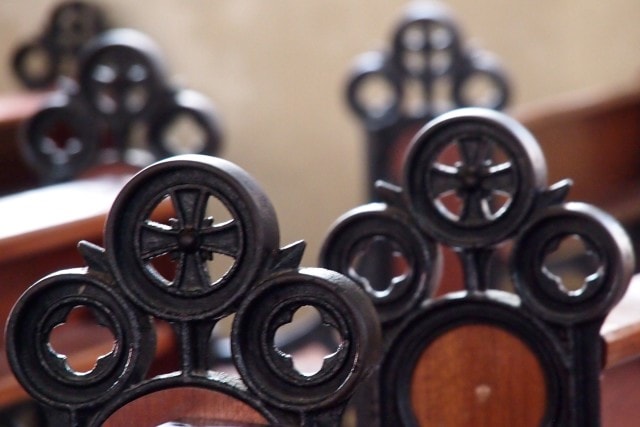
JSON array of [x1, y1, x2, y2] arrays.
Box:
[[105, 155, 279, 320], [320, 203, 440, 324], [513, 203, 634, 324], [232, 268, 380, 411], [12, 42, 58, 89], [48, 1, 106, 55], [78, 29, 166, 121], [452, 64, 510, 111], [21, 94, 100, 182], [346, 52, 403, 128], [391, 7, 462, 80], [404, 108, 547, 248], [6, 271, 153, 409], [147, 90, 222, 159]]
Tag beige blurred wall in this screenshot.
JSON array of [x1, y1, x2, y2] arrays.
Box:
[[1, 0, 640, 264]]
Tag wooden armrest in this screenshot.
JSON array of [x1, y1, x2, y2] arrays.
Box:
[[601, 274, 640, 426], [0, 93, 46, 125], [602, 275, 640, 368], [0, 172, 134, 264], [513, 81, 640, 219], [0, 172, 138, 329]]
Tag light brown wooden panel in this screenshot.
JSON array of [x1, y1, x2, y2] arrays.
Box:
[[411, 323, 547, 427], [103, 387, 268, 426]]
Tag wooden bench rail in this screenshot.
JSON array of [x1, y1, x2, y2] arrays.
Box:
[[603, 276, 640, 369], [514, 80, 640, 220], [0, 172, 133, 263]]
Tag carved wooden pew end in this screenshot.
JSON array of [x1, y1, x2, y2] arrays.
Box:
[[321, 108, 635, 425], [5, 155, 381, 426]]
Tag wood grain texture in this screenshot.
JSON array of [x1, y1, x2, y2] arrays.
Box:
[[103, 387, 268, 426], [411, 324, 546, 426]]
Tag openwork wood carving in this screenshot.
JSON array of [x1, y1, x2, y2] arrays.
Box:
[[12, 1, 109, 89], [321, 108, 635, 426], [21, 29, 222, 183], [346, 2, 510, 199], [6, 155, 381, 426]]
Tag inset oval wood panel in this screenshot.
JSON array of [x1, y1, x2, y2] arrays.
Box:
[[411, 324, 546, 426], [103, 386, 268, 426]]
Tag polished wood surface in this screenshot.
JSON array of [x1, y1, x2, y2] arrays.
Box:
[[411, 324, 546, 426], [601, 277, 640, 425], [514, 80, 640, 220], [602, 276, 640, 368], [601, 356, 640, 427], [104, 387, 268, 426], [0, 172, 132, 263], [0, 93, 176, 413]]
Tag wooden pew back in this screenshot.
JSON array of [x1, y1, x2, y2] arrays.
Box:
[[321, 108, 635, 426]]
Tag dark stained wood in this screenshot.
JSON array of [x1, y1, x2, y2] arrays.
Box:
[[0, 93, 47, 195], [329, 100, 636, 425], [411, 324, 547, 426]]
